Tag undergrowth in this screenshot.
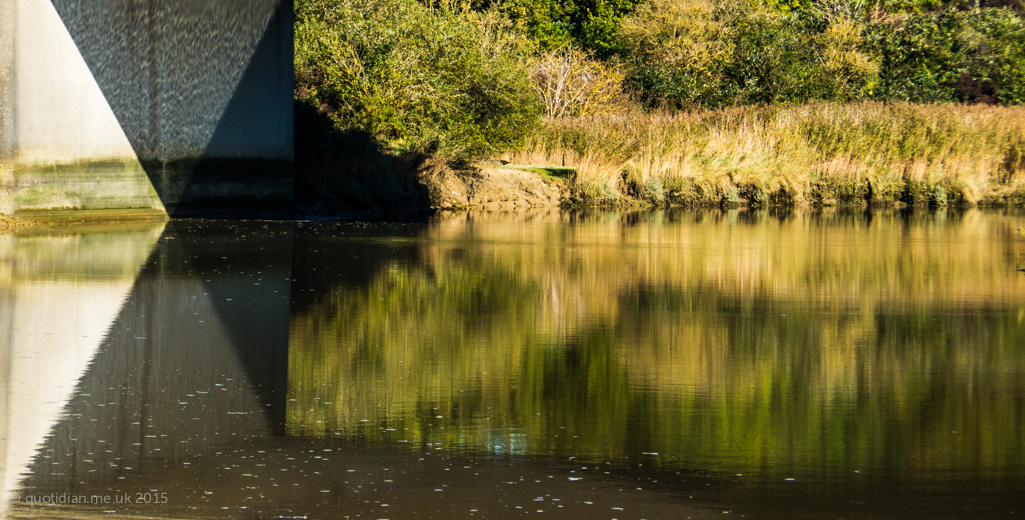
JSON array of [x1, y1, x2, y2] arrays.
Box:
[[509, 101, 1025, 207]]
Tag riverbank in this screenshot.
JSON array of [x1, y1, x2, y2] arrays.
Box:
[[511, 101, 1025, 208], [0, 213, 26, 233], [300, 102, 1025, 213]]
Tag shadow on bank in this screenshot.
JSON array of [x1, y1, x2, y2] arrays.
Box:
[[295, 99, 431, 218]]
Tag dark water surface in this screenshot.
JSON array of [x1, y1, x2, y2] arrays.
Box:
[[1, 208, 1023, 519]]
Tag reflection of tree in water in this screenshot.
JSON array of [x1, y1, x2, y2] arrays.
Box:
[[288, 209, 1025, 479], [1013, 224, 1025, 271]]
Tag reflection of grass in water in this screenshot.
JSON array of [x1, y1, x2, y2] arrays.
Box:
[[288, 209, 1025, 476], [0, 223, 166, 281]]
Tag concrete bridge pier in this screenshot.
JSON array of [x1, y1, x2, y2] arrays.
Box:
[[0, 0, 293, 218]]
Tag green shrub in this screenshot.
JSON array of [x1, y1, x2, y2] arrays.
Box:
[[620, 1, 880, 107], [618, 0, 736, 106], [489, 0, 639, 56], [295, 0, 543, 160], [865, 8, 1025, 104], [493, 0, 577, 49], [723, 12, 830, 105], [619, 0, 1023, 108], [576, 0, 639, 56]]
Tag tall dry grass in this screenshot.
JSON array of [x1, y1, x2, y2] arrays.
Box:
[[509, 101, 1025, 207]]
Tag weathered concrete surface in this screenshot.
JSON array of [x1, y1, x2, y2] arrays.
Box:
[[0, 0, 163, 215], [0, 0, 293, 217], [0, 0, 14, 162]]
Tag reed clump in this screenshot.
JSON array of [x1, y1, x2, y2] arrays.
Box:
[[510, 101, 1025, 207]]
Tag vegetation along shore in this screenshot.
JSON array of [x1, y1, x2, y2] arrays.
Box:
[[294, 0, 1025, 212], [0, 213, 25, 233]]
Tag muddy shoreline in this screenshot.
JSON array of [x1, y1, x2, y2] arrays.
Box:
[[391, 162, 1025, 214], [0, 213, 26, 233]]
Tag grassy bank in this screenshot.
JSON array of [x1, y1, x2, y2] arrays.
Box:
[[0, 213, 26, 233], [511, 101, 1025, 207], [294, 0, 1025, 212], [298, 100, 1025, 211]]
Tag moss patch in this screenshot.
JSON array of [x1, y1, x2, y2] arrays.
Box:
[[505, 165, 577, 180]]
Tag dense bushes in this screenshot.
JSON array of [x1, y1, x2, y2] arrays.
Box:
[[294, 0, 542, 160], [867, 8, 1025, 104], [418, 0, 1025, 110], [490, 0, 639, 55], [620, 1, 1025, 108], [296, 0, 1025, 158]]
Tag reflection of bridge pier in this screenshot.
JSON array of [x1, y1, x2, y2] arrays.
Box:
[[0, 224, 165, 518], [16, 223, 294, 493], [0, 222, 294, 517]]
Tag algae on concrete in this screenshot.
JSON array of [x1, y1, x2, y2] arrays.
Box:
[[4, 159, 164, 216]]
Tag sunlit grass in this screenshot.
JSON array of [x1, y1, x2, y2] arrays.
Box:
[[510, 102, 1025, 207]]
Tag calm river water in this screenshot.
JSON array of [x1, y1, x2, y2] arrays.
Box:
[[1, 207, 1023, 519]]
